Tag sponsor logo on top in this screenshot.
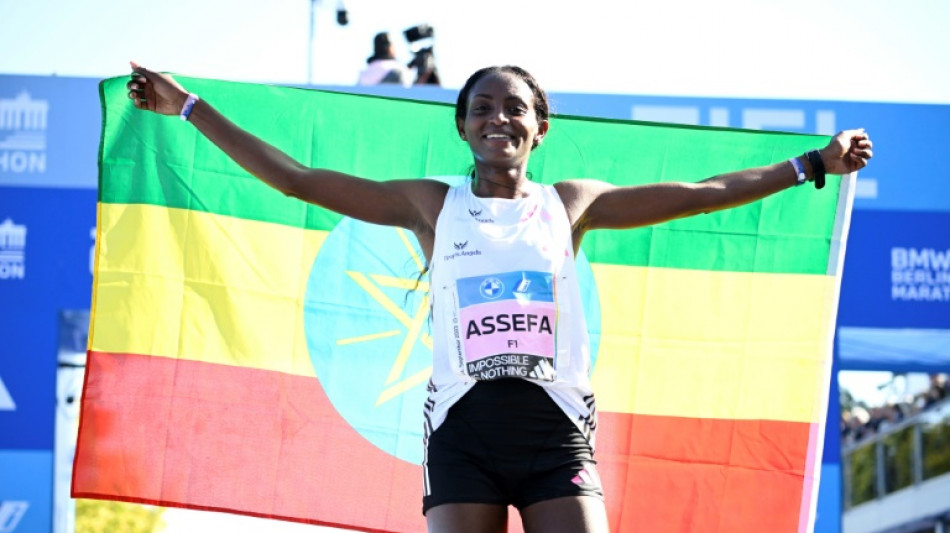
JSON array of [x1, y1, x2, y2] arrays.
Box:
[[443, 236, 482, 262], [0, 218, 26, 280], [0, 501, 28, 533], [468, 208, 494, 223], [0, 90, 48, 175], [891, 247, 950, 302]]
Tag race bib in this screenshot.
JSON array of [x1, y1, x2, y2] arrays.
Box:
[[451, 270, 559, 381]]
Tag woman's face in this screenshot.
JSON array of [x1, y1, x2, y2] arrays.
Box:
[[457, 72, 549, 169]]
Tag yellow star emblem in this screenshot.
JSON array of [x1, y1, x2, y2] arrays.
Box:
[[334, 228, 433, 406]]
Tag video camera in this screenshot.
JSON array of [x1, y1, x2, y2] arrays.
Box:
[[404, 24, 434, 43]]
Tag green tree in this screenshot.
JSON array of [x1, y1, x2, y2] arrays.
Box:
[[840, 387, 856, 413], [74, 499, 165, 533]]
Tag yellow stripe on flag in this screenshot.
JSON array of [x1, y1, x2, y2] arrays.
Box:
[[90, 203, 326, 377], [92, 204, 833, 423], [590, 263, 836, 423]]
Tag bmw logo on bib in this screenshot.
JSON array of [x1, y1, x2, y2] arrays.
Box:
[[479, 277, 504, 300]]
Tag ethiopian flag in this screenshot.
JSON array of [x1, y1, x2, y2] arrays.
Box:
[[73, 75, 855, 533]]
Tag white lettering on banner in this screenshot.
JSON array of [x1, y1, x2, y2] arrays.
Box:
[[631, 105, 700, 124], [816, 110, 836, 136], [709, 107, 729, 127], [0, 90, 48, 175], [0, 501, 28, 533], [741, 109, 805, 131], [891, 247, 950, 302], [0, 375, 15, 410], [0, 219, 26, 280], [0, 151, 46, 173], [629, 105, 835, 133]]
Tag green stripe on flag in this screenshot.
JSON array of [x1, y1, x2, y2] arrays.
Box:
[[98, 76, 836, 273]]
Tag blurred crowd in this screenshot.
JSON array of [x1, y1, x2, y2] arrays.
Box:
[[842, 373, 950, 445], [358, 28, 440, 87]]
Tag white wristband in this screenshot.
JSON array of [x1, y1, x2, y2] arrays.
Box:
[[788, 156, 807, 186], [179, 93, 199, 121]]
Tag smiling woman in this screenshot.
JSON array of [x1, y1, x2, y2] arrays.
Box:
[[455, 66, 550, 183]]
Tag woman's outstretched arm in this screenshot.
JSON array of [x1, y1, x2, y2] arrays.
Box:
[[127, 63, 446, 232], [557, 129, 873, 236]]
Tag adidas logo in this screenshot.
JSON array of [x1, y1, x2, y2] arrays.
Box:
[[571, 466, 602, 490], [528, 359, 555, 381]]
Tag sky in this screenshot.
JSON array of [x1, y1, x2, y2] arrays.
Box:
[[2, 1, 945, 530], [1, 0, 949, 104]]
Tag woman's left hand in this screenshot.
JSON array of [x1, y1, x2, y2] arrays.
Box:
[[821, 129, 873, 175]]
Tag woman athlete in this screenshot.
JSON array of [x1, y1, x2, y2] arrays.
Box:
[[127, 63, 872, 533]]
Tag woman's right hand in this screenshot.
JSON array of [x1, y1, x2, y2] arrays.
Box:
[[126, 61, 189, 116]]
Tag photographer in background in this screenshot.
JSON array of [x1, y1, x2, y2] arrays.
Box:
[[357, 32, 412, 86], [405, 24, 441, 86]]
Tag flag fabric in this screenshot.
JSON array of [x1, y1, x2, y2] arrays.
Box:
[[74, 75, 855, 532]]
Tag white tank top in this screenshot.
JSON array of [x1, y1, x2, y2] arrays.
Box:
[[425, 179, 597, 445]]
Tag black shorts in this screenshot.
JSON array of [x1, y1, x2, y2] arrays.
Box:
[[422, 378, 603, 514]]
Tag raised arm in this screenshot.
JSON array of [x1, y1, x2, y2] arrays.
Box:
[[558, 129, 872, 237], [126, 63, 446, 233]]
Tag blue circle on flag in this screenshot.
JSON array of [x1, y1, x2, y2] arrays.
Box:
[[304, 217, 602, 465]]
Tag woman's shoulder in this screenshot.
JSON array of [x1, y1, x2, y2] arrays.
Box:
[[552, 178, 609, 204], [412, 178, 462, 226], [552, 179, 614, 228], [414, 176, 470, 201]]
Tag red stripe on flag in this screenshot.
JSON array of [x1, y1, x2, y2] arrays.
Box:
[[596, 412, 812, 532], [72, 351, 423, 532], [73, 351, 812, 532]]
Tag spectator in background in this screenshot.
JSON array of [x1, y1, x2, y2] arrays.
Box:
[[842, 373, 950, 445], [842, 406, 871, 445], [410, 47, 441, 86], [923, 373, 949, 408], [358, 32, 411, 87]]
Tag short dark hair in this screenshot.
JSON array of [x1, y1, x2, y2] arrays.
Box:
[[368, 32, 395, 63], [455, 66, 550, 126]]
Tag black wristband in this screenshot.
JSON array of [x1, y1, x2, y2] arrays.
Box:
[[805, 150, 826, 190]]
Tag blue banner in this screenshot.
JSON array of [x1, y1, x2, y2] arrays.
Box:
[[0, 187, 95, 450], [0, 76, 100, 189], [0, 450, 53, 533], [839, 210, 950, 329]]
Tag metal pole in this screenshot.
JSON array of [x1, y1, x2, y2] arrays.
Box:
[[912, 422, 924, 486], [875, 440, 886, 499], [307, 0, 317, 85]]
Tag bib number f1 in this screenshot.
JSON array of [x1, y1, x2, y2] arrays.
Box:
[[449, 270, 560, 382]]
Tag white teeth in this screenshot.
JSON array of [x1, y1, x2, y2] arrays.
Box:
[[486, 134, 510, 139]]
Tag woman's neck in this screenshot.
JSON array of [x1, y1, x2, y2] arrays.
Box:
[[471, 169, 531, 199]]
